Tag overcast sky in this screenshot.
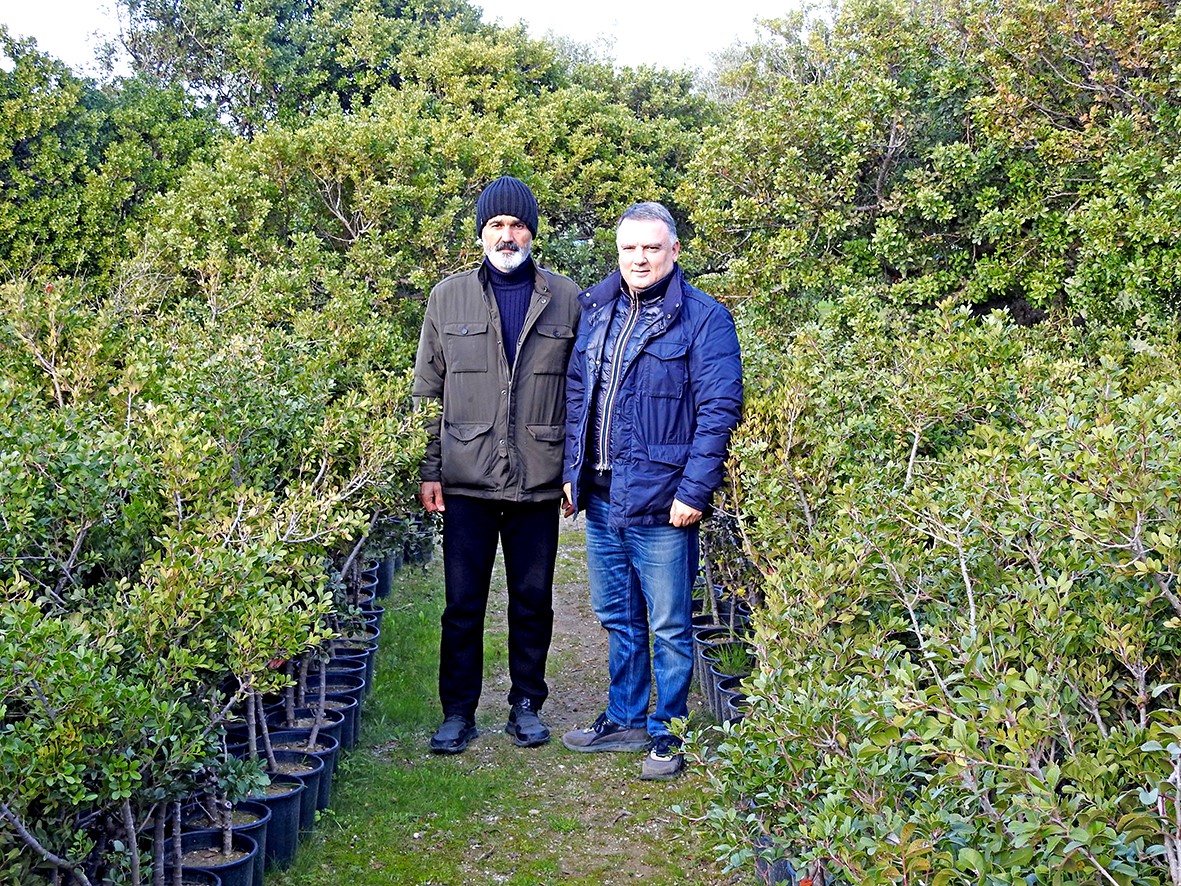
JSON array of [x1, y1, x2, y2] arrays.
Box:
[[2, 0, 792, 76]]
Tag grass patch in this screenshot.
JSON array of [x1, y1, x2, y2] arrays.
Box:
[[267, 543, 742, 886]]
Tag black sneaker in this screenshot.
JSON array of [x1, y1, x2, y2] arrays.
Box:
[[561, 712, 650, 752], [640, 734, 684, 780], [504, 699, 551, 747], [430, 715, 478, 754]]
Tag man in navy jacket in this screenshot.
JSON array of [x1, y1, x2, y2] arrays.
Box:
[[560, 202, 743, 779]]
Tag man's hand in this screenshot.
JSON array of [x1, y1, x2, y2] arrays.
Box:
[[669, 498, 702, 528], [420, 481, 445, 513], [562, 482, 576, 518]]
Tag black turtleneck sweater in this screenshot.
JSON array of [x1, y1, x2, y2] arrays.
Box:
[[486, 259, 534, 368]]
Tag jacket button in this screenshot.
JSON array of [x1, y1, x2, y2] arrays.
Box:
[[460, 327, 469, 335]]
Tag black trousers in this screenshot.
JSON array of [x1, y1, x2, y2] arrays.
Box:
[[439, 494, 559, 719]]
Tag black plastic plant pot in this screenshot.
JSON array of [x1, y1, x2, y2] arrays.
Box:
[[726, 692, 750, 723], [171, 830, 258, 886], [162, 867, 223, 886], [691, 627, 738, 686], [361, 600, 384, 619], [717, 675, 746, 717], [323, 672, 367, 708], [268, 750, 324, 836], [342, 623, 381, 645], [183, 800, 271, 886], [247, 774, 304, 872], [329, 643, 377, 687], [322, 693, 360, 750], [374, 555, 394, 598], [323, 657, 367, 683], [268, 732, 339, 811], [265, 705, 345, 749]]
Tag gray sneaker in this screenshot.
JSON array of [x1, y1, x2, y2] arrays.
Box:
[[561, 712, 650, 752], [640, 734, 684, 780]]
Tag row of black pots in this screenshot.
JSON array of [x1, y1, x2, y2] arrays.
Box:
[[691, 584, 753, 628], [176, 573, 393, 884], [692, 620, 754, 722]]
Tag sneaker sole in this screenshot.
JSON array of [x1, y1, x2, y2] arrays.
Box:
[[640, 761, 685, 780], [639, 767, 684, 780], [430, 727, 478, 754], [560, 736, 650, 753], [504, 723, 551, 748]]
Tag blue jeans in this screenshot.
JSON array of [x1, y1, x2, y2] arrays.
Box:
[[583, 490, 697, 737]]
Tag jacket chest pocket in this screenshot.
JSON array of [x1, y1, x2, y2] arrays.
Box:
[[530, 324, 574, 374], [444, 321, 489, 372], [642, 338, 688, 398]]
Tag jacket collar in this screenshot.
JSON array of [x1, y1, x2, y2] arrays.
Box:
[[581, 264, 685, 325]]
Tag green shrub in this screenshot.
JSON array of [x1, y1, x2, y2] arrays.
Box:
[[689, 300, 1181, 884]]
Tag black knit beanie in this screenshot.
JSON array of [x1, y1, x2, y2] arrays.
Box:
[[476, 176, 539, 237]]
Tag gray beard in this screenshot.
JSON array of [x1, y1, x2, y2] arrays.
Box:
[[485, 243, 531, 273]]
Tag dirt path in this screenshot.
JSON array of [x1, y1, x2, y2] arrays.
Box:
[[458, 517, 734, 885]]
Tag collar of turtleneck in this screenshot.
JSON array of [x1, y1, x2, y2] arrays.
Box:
[[485, 257, 534, 288]]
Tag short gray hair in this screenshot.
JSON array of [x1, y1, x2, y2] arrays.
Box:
[[617, 202, 678, 242]]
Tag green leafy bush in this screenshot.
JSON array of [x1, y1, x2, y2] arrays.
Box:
[[689, 299, 1181, 884]]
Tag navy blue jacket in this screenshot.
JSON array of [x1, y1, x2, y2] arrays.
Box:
[[563, 265, 743, 527]]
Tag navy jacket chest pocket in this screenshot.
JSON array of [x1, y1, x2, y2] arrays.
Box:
[[642, 338, 688, 398], [444, 321, 489, 372]]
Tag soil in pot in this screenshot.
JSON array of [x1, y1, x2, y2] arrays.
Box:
[[265, 705, 345, 748], [268, 750, 324, 835], [183, 800, 270, 886], [174, 830, 258, 886], [268, 731, 339, 810]]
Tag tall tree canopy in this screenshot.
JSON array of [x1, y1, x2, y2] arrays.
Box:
[[683, 0, 1181, 326], [118, 0, 481, 131], [0, 27, 215, 282]]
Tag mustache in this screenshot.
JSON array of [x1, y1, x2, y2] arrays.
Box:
[[494, 241, 522, 252]]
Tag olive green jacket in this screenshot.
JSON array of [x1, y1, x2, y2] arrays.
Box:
[[413, 260, 581, 501]]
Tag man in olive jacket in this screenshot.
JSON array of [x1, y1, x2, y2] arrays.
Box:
[[414, 176, 580, 753]]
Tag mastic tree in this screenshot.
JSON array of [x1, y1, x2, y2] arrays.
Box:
[[681, 0, 1181, 326], [132, 22, 709, 299], [689, 300, 1181, 884], [0, 28, 215, 284], [116, 0, 481, 132]]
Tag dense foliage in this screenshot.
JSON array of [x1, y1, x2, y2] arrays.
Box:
[[4, 0, 1181, 881], [683, 0, 1181, 326], [691, 298, 1181, 883]]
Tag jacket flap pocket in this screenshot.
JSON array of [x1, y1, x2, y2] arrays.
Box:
[[526, 423, 565, 443], [445, 421, 493, 442], [645, 338, 688, 360], [648, 442, 691, 466], [443, 321, 489, 336], [535, 324, 574, 340]]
